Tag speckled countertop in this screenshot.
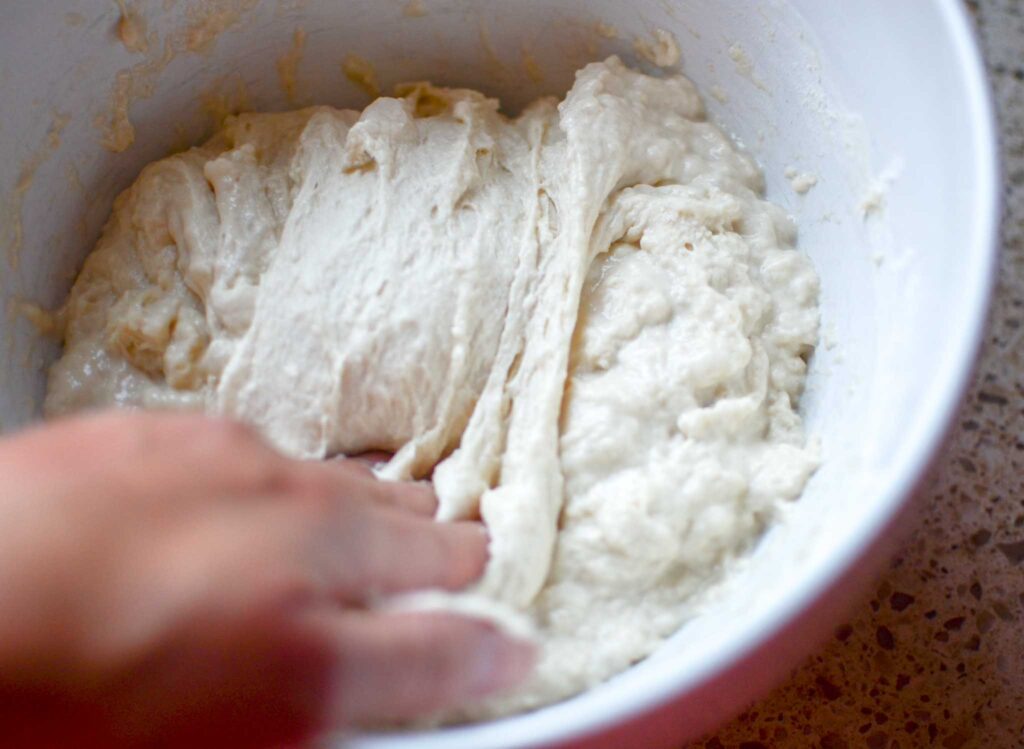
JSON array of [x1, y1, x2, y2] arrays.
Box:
[[699, 2, 1024, 748]]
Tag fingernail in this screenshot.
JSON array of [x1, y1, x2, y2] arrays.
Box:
[[468, 629, 536, 695]]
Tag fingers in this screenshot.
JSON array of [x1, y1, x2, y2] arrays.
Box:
[[56, 412, 437, 517], [317, 610, 535, 724], [322, 502, 489, 600], [364, 478, 437, 516], [39, 412, 481, 601], [325, 458, 437, 516]]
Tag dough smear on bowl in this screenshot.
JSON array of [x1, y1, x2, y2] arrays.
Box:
[[46, 56, 820, 718]]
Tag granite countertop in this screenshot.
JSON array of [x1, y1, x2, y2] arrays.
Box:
[[700, 1, 1024, 747]]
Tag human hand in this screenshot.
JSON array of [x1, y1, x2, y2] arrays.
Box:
[[0, 412, 532, 748]]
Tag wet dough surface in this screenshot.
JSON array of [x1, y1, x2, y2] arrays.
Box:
[[47, 57, 820, 717]]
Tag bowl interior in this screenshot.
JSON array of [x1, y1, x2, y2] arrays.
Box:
[[0, 1, 996, 747]]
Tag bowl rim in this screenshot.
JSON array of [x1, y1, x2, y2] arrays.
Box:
[[347, 1, 1001, 746]]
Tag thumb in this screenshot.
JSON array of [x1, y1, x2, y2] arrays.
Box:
[[317, 610, 535, 725]]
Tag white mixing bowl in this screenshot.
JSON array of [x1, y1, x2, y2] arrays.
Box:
[[0, 1, 999, 747]]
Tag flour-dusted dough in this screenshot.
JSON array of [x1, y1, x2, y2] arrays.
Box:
[[46, 57, 819, 716]]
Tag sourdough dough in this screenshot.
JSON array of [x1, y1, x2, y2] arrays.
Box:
[[46, 57, 820, 716]]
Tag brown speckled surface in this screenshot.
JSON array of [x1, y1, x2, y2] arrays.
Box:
[[698, 2, 1024, 748]]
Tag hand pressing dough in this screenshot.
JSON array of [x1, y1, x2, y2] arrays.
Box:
[[46, 57, 819, 718]]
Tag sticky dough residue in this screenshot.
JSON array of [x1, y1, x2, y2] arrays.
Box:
[[276, 28, 307, 105], [785, 167, 819, 195], [521, 46, 544, 84], [116, 0, 150, 54], [96, 70, 137, 153], [342, 54, 381, 100], [200, 74, 253, 130], [3, 113, 70, 270], [183, 0, 260, 54], [94, 0, 260, 154], [861, 159, 904, 217], [10, 301, 64, 339], [633, 28, 680, 68], [728, 42, 769, 92]]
